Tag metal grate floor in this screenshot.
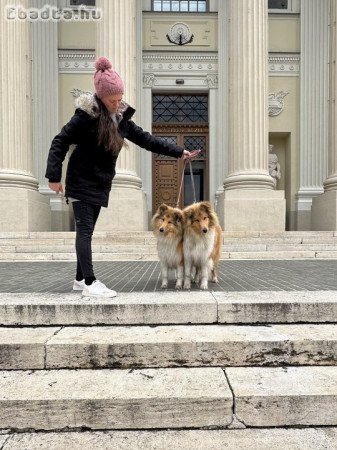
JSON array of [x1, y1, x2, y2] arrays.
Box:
[[1, 260, 337, 293]]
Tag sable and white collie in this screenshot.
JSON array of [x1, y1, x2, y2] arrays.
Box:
[[151, 204, 184, 289], [183, 201, 222, 290]]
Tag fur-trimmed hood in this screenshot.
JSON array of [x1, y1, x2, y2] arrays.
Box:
[[73, 91, 135, 121]]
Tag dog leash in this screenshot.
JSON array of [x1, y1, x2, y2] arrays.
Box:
[[176, 159, 197, 208]]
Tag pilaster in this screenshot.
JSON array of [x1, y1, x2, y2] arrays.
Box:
[[312, 1, 337, 230], [296, 0, 329, 230]]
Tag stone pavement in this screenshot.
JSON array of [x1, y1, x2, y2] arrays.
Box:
[[1, 259, 337, 293]]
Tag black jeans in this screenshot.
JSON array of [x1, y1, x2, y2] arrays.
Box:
[[72, 201, 101, 279]]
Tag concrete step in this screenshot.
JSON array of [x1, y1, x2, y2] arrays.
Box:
[[2, 229, 337, 259], [0, 252, 161, 261], [4, 251, 337, 261], [226, 366, 337, 427], [6, 242, 337, 253], [3, 428, 337, 450], [1, 367, 337, 430], [0, 368, 232, 430], [4, 244, 157, 253], [1, 324, 337, 370], [1, 291, 337, 326]]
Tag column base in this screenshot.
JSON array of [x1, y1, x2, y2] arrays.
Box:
[[295, 211, 312, 231], [0, 188, 50, 232], [218, 189, 286, 232], [50, 198, 74, 232], [95, 185, 147, 231], [312, 190, 337, 230], [296, 188, 324, 231]]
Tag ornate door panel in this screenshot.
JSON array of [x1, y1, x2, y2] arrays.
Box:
[[152, 126, 208, 212], [152, 135, 180, 210]]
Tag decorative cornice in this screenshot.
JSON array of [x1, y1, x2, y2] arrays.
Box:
[[269, 53, 300, 76], [143, 53, 218, 62], [143, 55, 218, 73], [58, 50, 300, 77], [58, 49, 95, 73]]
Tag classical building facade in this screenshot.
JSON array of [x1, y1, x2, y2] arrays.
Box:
[[0, 0, 335, 232]]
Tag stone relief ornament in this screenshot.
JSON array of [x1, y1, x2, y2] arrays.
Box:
[[268, 90, 289, 116], [205, 74, 218, 88], [167, 22, 194, 45], [143, 73, 156, 87], [70, 88, 92, 98]]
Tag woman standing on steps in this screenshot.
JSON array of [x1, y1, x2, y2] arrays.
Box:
[[45, 56, 199, 298]]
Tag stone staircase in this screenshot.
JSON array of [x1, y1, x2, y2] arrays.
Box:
[[0, 290, 337, 449], [2, 230, 337, 261]]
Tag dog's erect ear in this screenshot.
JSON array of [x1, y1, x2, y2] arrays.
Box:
[[183, 208, 193, 222], [174, 211, 183, 223], [158, 204, 169, 214], [199, 201, 212, 214]]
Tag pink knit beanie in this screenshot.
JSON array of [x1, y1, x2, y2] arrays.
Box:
[[94, 56, 124, 99]]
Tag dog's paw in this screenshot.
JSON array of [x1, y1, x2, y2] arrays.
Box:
[[183, 280, 191, 290], [211, 276, 218, 283], [175, 282, 182, 290], [161, 282, 168, 289], [200, 281, 208, 290]]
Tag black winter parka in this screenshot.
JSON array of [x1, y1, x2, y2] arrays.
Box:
[[45, 94, 183, 207]]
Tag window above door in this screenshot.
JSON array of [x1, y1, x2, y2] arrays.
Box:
[[152, 1, 208, 12], [153, 95, 208, 123]]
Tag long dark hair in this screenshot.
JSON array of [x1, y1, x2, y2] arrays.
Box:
[[96, 96, 124, 155]]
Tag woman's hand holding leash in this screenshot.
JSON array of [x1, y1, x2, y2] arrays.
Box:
[[183, 149, 201, 160]]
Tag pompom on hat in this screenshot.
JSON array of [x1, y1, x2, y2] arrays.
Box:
[[94, 56, 124, 99]]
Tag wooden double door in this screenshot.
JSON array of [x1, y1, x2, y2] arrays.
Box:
[[152, 124, 208, 213]]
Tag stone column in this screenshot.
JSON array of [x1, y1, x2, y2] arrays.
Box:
[[296, 0, 329, 230], [219, 0, 285, 231], [0, 0, 50, 231], [31, 0, 67, 231], [214, 0, 228, 223], [312, 1, 337, 230], [95, 0, 147, 230]]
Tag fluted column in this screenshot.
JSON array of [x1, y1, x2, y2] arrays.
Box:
[[0, 0, 50, 231], [0, 0, 36, 190], [31, 0, 58, 193], [224, 0, 274, 191], [220, 0, 285, 231], [312, 1, 337, 230], [95, 0, 147, 230], [214, 0, 228, 222], [31, 0, 65, 230], [297, 0, 329, 230]]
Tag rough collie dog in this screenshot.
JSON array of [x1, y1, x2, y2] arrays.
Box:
[[151, 204, 184, 289], [183, 201, 222, 290]]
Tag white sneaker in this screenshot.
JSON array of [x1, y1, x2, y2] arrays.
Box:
[[82, 280, 117, 298], [73, 279, 85, 291]]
